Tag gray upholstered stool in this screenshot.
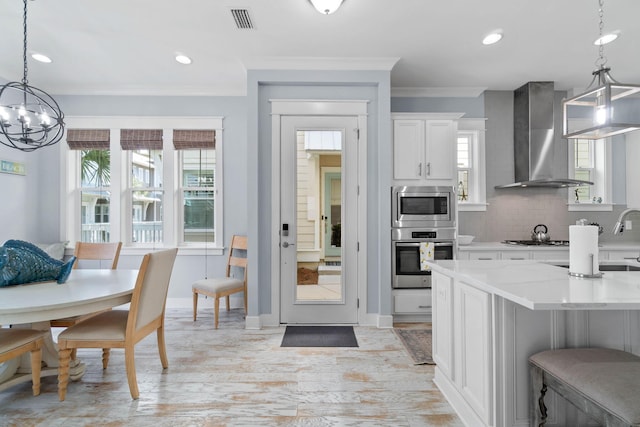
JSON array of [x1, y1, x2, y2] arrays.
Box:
[[529, 348, 640, 427]]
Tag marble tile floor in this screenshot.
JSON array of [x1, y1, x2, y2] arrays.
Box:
[[0, 308, 463, 427]]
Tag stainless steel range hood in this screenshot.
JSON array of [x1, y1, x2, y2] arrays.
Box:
[[495, 81, 593, 189]]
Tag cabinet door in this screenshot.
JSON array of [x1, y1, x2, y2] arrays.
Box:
[[456, 281, 493, 424], [500, 251, 531, 261], [425, 120, 455, 181], [393, 290, 432, 314], [393, 119, 424, 180], [468, 251, 499, 260], [432, 272, 454, 379]]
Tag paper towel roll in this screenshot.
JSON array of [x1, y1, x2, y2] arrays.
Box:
[[569, 225, 599, 276]]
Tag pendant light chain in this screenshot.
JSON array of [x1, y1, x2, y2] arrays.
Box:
[[596, 0, 607, 70], [21, 0, 29, 85]]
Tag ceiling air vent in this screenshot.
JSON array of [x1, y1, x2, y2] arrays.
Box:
[[231, 9, 254, 29]]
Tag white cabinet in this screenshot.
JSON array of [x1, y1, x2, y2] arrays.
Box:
[[432, 273, 454, 379], [468, 251, 500, 260], [606, 250, 640, 261], [392, 113, 462, 184], [456, 281, 493, 424], [393, 290, 431, 314]]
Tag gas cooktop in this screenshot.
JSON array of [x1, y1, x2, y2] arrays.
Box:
[[503, 240, 569, 246]]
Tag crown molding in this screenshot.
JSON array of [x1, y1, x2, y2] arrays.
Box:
[[391, 86, 486, 98]]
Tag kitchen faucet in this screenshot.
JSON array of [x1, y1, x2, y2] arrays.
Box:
[[612, 208, 640, 234]]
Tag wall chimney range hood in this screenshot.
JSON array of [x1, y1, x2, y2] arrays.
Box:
[[495, 81, 593, 189]]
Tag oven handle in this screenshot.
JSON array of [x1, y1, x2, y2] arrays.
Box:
[[395, 242, 453, 247]]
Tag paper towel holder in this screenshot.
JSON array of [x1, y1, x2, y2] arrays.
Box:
[[569, 253, 603, 279]]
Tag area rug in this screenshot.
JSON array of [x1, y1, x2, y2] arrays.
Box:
[[393, 329, 435, 365], [281, 325, 358, 347]]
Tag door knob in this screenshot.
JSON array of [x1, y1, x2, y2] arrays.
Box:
[[282, 241, 295, 248]]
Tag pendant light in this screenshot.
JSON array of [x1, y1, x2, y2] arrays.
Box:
[[562, 0, 640, 140], [0, 0, 65, 152], [309, 0, 344, 15]]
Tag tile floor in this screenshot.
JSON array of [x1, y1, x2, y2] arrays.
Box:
[[0, 308, 463, 427]]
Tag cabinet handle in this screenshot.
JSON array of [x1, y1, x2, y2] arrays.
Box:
[[478, 257, 493, 260], [426, 162, 431, 176], [418, 162, 422, 176], [509, 257, 525, 260], [418, 305, 430, 309]]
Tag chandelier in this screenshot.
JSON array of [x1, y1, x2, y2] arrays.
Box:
[[0, 0, 65, 152], [562, 0, 640, 140], [309, 0, 344, 15]]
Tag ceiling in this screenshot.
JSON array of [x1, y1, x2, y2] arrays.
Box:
[[0, 0, 639, 97]]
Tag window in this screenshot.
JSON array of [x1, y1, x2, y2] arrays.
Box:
[[62, 117, 224, 253], [568, 135, 612, 211], [175, 129, 217, 244], [456, 119, 487, 211]]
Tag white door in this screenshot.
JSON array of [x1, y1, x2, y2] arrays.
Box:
[[280, 116, 358, 324]]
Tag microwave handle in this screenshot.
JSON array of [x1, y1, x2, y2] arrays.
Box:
[[418, 162, 422, 177]]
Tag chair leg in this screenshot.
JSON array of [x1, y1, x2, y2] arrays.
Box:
[[214, 297, 220, 329], [225, 295, 231, 311], [124, 345, 139, 399], [58, 348, 72, 401], [30, 347, 42, 396], [157, 325, 169, 369], [102, 348, 110, 369], [192, 291, 198, 321], [70, 348, 78, 361], [243, 290, 248, 315]]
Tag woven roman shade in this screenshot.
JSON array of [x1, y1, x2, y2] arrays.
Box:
[[120, 129, 163, 150], [66, 129, 110, 150], [173, 130, 216, 150]]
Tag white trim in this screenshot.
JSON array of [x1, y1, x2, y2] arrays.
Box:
[[391, 87, 487, 98], [391, 112, 465, 121], [270, 100, 368, 326], [568, 203, 614, 212], [60, 116, 224, 249], [244, 56, 399, 71], [458, 203, 489, 212]]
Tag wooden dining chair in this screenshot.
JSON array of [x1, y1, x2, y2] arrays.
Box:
[[51, 241, 122, 329], [57, 248, 178, 401], [192, 235, 247, 329], [0, 328, 46, 396]]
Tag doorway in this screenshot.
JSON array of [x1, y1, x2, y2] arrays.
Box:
[[279, 116, 358, 324]]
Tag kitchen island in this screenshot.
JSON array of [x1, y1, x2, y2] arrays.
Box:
[[428, 259, 640, 427]]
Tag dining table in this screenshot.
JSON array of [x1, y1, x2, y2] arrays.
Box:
[[0, 269, 138, 393]]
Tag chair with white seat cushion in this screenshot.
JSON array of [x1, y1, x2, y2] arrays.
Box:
[[0, 328, 46, 396], [192, 235, 247, 329], [57, 248, 178, 401]]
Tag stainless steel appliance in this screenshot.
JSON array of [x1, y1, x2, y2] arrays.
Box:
[[391, 185, 456, 228], [392, 227, 455, 288]]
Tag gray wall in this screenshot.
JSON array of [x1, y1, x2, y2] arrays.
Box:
[[391, 90, 640, 244], [246, 70, 393, 319], [0, 95, 249, 301]]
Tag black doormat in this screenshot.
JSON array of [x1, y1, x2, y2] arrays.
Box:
[[281, 325, 358, 347]]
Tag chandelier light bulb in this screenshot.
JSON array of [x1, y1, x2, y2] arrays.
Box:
[[40, 111, 51, 127], [18, 106, 27, 118], [0, 107, 9, 122]]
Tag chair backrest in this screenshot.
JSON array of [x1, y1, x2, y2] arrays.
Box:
[[226, 235, 247, 283], [73, 242, 122, 270], [127, 248, 178, 335]]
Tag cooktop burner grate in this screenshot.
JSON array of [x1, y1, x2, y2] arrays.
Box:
[[503, 240, 569, 246]]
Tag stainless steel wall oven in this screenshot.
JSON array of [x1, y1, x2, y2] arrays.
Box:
[[392, 228, 455, 289]]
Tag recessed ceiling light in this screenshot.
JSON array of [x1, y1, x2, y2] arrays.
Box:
[[482, 31, 503, 45], [594, 32, 619, 45], [175, 54, 192, 65], [31, 53, 52, 63]]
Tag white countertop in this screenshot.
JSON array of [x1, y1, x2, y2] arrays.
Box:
[[428, 259, 640, 311]]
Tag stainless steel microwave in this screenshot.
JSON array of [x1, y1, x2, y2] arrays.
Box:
[[391, 186, 456, 228]]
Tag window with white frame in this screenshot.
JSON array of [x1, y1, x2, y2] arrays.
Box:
[[62, 117, 224, 251], [568, 136, 612, 211], [456, 119, 487, 211]]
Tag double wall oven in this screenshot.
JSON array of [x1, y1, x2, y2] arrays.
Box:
[[391, 186, 456, 289]]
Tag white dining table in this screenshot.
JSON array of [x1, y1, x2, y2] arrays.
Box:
[[0, 269, 138, 392]]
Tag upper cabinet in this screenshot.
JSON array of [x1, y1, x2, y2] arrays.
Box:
[[392, 113, 463, 185]]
